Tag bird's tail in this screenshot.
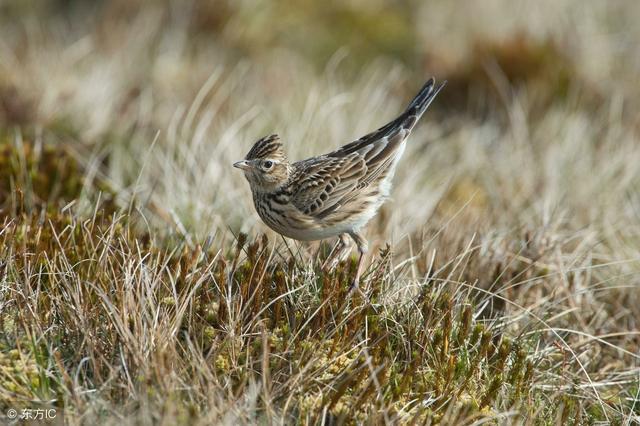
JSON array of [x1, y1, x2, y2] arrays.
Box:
[[402, 77, 446, 131], [326, 77, 445, 159]]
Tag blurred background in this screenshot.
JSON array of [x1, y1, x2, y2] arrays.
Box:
[[1, 0, 639, 241]]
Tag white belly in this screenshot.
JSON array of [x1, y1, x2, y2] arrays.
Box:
[[263, 201, 379, 241], [276, 220, 357, 241]]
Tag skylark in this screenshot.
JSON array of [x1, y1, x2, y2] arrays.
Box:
[[234, 78, 445, 290]]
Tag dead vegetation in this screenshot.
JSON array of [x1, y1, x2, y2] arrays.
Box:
[[0, 0, 639, 424]]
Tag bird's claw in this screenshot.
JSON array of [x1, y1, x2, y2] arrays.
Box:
[[348, 279, 369, 303]]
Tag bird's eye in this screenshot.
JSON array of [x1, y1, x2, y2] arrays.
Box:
[[263, 160, 274, 169]]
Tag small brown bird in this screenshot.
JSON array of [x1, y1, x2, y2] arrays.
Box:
[[234, 78, 445, 290]]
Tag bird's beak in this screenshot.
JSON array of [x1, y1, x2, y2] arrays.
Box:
[[233, 160, 251, 170]]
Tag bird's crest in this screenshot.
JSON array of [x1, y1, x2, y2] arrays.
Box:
[[246, 134, 287, 162]]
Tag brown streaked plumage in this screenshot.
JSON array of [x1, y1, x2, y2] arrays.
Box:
[[234, 78, 446, 291]]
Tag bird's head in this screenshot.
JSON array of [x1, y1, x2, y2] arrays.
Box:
[[234, 134, 291, 192]]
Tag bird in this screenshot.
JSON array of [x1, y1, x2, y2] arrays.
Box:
[[233, 77, 445, 291]]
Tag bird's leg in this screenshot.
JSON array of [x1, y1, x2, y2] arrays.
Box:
[[347, 231, 368, 295], [322, 233, 350, 271]]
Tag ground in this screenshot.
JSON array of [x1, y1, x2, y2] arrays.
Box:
[[0, 1, 639, 424]]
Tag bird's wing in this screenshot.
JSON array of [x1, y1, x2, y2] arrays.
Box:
[[290, 78, 446, 220], [289, 127, 408, 220], [289, 154, 367, 218]]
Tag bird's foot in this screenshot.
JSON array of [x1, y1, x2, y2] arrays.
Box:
[[348, 279, 369, 303], [321, 236, 350, 272], [322, 255, 339, 273]]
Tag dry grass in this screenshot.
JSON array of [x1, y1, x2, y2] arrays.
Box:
[[1, 0, 639, 424]]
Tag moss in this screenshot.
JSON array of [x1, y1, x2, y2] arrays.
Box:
[[0, 204, 626, 422], [0, 340, 60, 409], [0, 139, 118, 216]]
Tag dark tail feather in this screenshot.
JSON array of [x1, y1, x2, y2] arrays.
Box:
[[327, 77, 445, 158], [402, 78, 446, 130]]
